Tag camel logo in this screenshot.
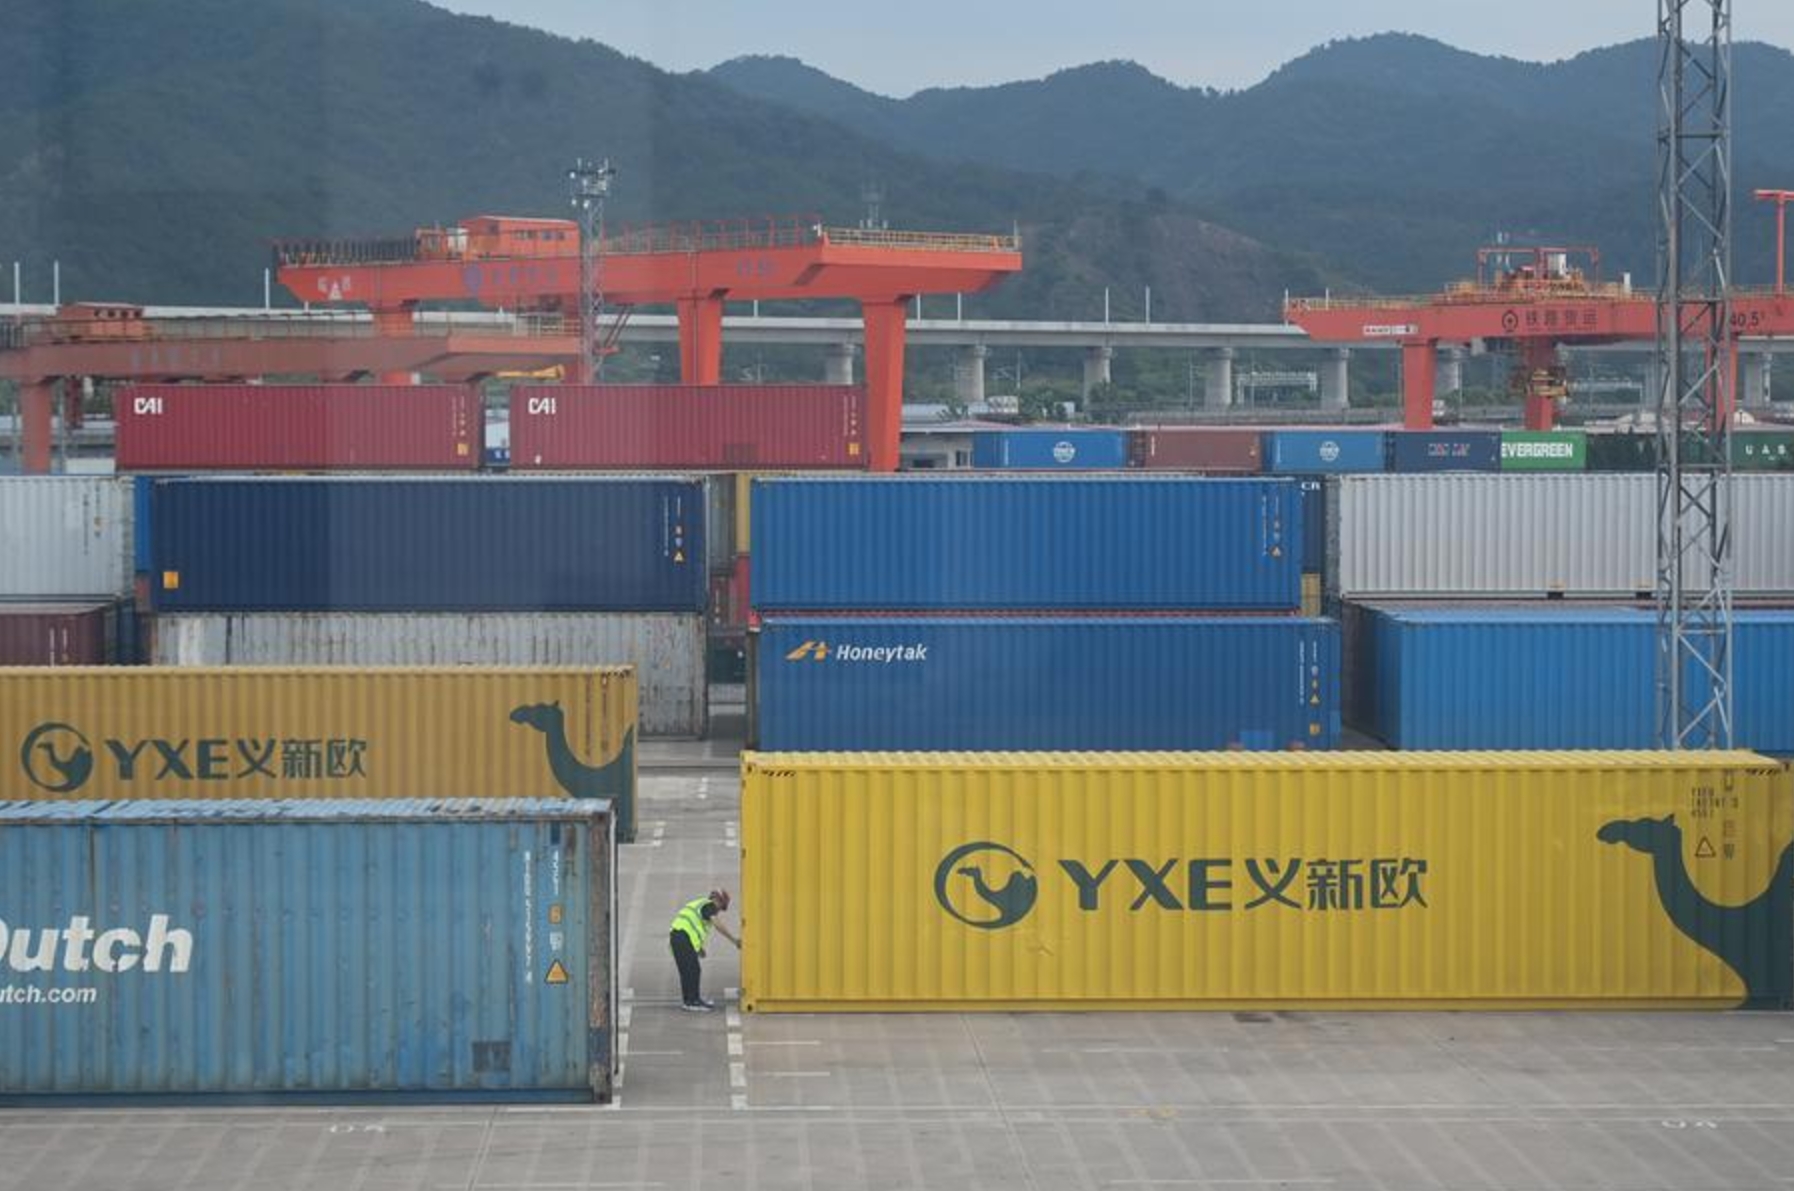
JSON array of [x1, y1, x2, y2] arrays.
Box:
[[1599, 814, 1794, 1009], [20, 722, 94, 794], [934, 842, 1039, 931], [785, 641, 830, 662], [509, 702, 637, 838]]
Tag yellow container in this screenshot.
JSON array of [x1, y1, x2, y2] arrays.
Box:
[[735, 473, 755, 556], [2, 666, 639, 839], [1301, 571, 1323, 617], [741, 751, 1793, 1012]]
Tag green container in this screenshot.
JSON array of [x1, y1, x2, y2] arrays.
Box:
[[1585, 432, 1655, 473], [1500, 431, 1588, 471], [1732, 431, 1794, 471]]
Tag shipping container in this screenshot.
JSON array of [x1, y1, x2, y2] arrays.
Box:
[[704, 475, 734, 572], [0, 666, 640, 839], [1300, 574, 1322, 618], [115, 384, 482, 471], [1501, 430, 1588, 471], [741, 751, 1794, 1011], [1261, 429, 1387, 474], [1586, 430, 1794, 473], [1387, 430, 1500, 473], [1127, 428, 1263, 472], [0, 798, 616, 1102], [1348, 604, 1794, 754], [0, 603, 118, 665], [970, 429, 1128, 470], [509, 384, 866, 469], [0, 477, 133, 599], [1296, 477, 1325, 572], [147, 613, 704, 738], [752, 617, 1337, 751], [751, 476, 1300, 612], [1329, 474, 1794, 598], [148, 476, 704, 613]]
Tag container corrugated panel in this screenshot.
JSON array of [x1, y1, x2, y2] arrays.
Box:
[[0, 667, 639, 839], [1348, 605, 1794, 755], [1262, 430, 1387, 474], [1387, 430, 1500, 473], [0, 478, 133, 599], [751, 477, 1300, 611], [741, 751, 1794, 1011], [704, 476, 734, 572], [116, 385, 481, 471], [0, 603, 117, 665], [753, 617, 1337, 751], [1296, 477, 1325, 571], [1127, 428, 1263, 472], [148, 613, 704, 738], [509, 385, 865, 469], [0, 798, 615, 1102], [970, 430, 1128, 470], [1331, 474, 1794, 598], [149, 476, 704, 613]]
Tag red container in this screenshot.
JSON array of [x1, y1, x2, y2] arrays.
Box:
[[509, 385, 866, 469], [0, 602, 116, 664], [1128, 428, 1264, 473], [116, 385, 482, 471]]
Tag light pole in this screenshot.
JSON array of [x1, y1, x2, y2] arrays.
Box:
[[568, 158, 616, 384]]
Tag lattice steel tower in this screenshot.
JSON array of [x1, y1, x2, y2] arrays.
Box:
[[569, 158, 616, 384], [1655, 0, 1734, 748]]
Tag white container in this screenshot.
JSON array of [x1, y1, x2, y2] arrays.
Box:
[[0, 476, 133, 599], [1329, 474, 1794, 599], [150, 612, 708, 737]]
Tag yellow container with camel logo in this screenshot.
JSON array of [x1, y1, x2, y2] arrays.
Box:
[[1, 667, 640, 840], [740, 751, 1793, 1012]]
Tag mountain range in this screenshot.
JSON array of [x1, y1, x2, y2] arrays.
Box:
[[4, 1, 1792, 325]]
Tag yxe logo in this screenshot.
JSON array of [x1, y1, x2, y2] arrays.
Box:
[[934, 842, 1039, 930], [933, 840, 1431, 930], [784, 640, 929, 664], [20, 722, 94, 793], [17, 720, 370, 793]]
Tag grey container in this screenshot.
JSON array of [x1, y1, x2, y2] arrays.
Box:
[[149, 612, 707, 737], [0, 477, 133, 599], [1328, 473, 1794, 598]]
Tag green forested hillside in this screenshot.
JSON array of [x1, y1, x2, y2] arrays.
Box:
[[0, 0, 1332, 320]]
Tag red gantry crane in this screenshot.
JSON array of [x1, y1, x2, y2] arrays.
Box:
[[274, 214, 1024, 472], [1285, 223, 1794, 430]]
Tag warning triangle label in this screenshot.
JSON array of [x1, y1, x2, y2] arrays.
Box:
[[1695, 836, 1717, 859], [545, 959, 570, 985]]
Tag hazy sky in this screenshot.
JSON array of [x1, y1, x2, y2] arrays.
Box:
[[431, 0, 1794, 95]]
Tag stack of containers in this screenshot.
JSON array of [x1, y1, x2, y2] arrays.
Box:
[[0, 477, 136, 663], [141, 475, 710, 739], [1330, 472, 1794, 753], [747, 475, 1339, 751], [504, 384, 869, 675]]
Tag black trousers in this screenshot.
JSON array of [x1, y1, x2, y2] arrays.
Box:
[[670, 930, 702, 1004]]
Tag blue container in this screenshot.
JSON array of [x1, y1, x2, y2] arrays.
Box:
[[754, 616, 1340, 751], [1296, 477, 1325, 572], [1387, 431, 1501, 473], [133, 475, 155, 576], [751, 477, 1301, 612], [1351, 606, 1794, 753], [0, 799, 615, 1103], [1262, 430, 1387, 474], [970, 429, 1128, 470], [150, 476, 704, 612]]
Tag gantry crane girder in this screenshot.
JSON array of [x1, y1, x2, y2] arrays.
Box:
[[1286, 267, 1794, 430], [275, 216, 1024, 472]]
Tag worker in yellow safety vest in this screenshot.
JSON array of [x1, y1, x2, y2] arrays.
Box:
[[670, 889, 740, 1011]]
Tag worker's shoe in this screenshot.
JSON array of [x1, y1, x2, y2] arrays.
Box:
[[681, 999, 716, 1012]]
